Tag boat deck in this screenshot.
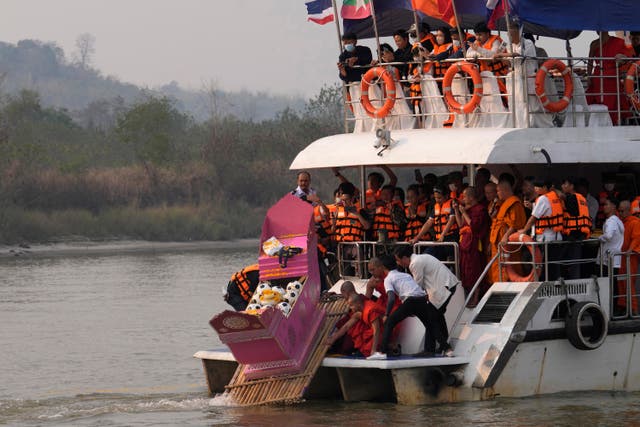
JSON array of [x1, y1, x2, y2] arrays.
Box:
[[194, 349, 470, 369]]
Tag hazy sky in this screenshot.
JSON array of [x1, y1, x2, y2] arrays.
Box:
[[2, 0, 595, 98]]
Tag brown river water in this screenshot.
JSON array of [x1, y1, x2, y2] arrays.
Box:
[[1, 242, 638, 426]]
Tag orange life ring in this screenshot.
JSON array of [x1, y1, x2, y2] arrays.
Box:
[[360, 67, 396, 119], [624, 60, 640, 111], [535, 59, 573, 113], [505, 233, 543, 282], [442, 61, 483, 114]]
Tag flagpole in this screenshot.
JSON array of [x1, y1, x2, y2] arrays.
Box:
[[449, 0, 467, 57], [332, 0, 351, 134], [369, 0, 382, 60]]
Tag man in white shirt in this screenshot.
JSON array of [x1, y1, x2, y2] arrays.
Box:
[[291, 171, 320, 205], [367, 256, 448, 360], [598, 195, 624, 276], [394, 246, 457, 357]]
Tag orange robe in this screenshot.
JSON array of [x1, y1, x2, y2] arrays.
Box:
[[351, 300, 385, 357], [488, 196, 527, 284], [617, 215, 640, 312]]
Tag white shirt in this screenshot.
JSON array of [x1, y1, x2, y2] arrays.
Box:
[[409, 253, 460, 309], [531, 195, 563, 242], [291, 186, 317, 204], [383, 269, 426, 302], [598, 214, 624, 268]]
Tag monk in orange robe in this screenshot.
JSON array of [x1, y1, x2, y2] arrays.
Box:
[[348, 293, 384, 357], [488, 181, 527, 284], [617, 200, 640, 313]]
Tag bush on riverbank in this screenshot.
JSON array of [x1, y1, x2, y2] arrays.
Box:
[[0, 85, 344, 244]]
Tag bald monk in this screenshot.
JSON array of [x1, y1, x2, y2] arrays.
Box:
[[326, 281, 360, 354], [347, 293, 385, 357], [617, 200, 640, 314], [488, 180, 527, 284]]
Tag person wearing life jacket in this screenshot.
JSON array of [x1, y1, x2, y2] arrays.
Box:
[[332, 182, 371, 243], [411, 186, 458, 261], [429, 27, 454, 80], [561, 177, 593, 279], [224, 263, 260, 311], [404, 184, 430, 242], [408, 22, 435, 52], [406, 22, 435, 125], [631, 195, 640, 218], [466, 22, 509, 88], [364, 166, 397, 211], [596, 176, 619, 229], [372, 185, 406, 241], [517, 178, 565, 280], [447, 171, 466, 202]]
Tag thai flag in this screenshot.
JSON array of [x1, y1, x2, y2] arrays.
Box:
[[306, 0, 334, 25], [486, 0, 505, 30]]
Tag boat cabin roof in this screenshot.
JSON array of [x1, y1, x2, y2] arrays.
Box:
[[290, 127, 640, 170]]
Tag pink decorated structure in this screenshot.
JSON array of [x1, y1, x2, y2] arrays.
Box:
[[209, 195, 325, 380]]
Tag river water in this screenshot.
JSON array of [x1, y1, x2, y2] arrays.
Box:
[[1, 242, 639, 426]]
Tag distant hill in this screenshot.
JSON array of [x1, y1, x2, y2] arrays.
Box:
[[0, 39, 305, 123]]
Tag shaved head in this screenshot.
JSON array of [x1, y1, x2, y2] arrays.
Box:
[[340, 281, 356, 298]]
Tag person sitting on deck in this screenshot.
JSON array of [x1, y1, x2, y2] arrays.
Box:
[[367, 255, 449, 360], [347, 293, 385, 357], [224, 263, 260, 311]]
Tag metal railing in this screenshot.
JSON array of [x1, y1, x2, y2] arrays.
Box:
[[343, 56, 640, 131], [609, 251, 640, 319]]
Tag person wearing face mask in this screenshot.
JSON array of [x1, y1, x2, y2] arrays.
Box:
[[597, 175, 619, 229], [338, 32, 374, 133], [429, 27, 454, 80]]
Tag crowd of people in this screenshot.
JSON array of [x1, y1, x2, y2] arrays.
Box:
[[338, 22, 640, 129], [292, 166, 640, 312]]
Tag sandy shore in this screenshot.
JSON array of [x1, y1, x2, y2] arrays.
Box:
[[0, 239, 259, 258]]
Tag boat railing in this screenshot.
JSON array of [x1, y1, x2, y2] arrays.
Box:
[[343, 55, 640, 131], [412, 241, 460, 279], [498, 238, 602, 282], [336, 240, 459, 279], [608, 250, 640, 320]]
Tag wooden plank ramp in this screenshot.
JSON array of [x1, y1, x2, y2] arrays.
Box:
[[223, 295, 348, 406]]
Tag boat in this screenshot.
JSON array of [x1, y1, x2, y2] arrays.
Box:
[[195, 1, 640, 405]]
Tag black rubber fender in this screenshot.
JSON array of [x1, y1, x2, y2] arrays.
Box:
[[565, 301, 608, 350]]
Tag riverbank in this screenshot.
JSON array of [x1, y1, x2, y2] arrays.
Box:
[[0, 238, 259, 258]]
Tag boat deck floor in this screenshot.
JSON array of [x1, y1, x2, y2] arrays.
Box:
[[195, 349, 470, 369]]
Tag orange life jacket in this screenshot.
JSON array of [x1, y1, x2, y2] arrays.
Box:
[[432, 42, 453, 78], [480, 34, 509, 76], [373, 201, 403, 240], [433, 199, 457, 239], [313, 204, 332, 237], [230, 263, 260, 303], [404, 202, 428, 241], [335, 205, 366, 242], [631, 196, 640, 218], [535, 191, 564, 234], [365, 189, 381, 211], [563, 193, 592, 238]]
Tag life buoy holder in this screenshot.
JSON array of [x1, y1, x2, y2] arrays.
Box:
[[360, 67, 396, 119], [505, 233, 543, 282], [535, 59, 573, 113], [442, 61, 483, 114], [565, 301, 608, 350], [624, 60, 640, 111]]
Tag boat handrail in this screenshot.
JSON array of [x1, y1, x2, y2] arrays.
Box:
[[412, 241, 460, 279], [342, 55, 640, 130], [608, 250, 640, 320]]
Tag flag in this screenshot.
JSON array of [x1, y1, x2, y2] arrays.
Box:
[[342, 0, 372, 20], [411, 0, 457, 26], [305, 0, 334, 25], [486, 0, 505, 30]]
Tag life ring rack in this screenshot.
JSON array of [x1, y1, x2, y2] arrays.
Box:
[[535, 59, 574, 113], [360, 66, 396, 119], [505, 233, 543, 282], [624, 60, 640, 111], [442, 61, 483, 114]]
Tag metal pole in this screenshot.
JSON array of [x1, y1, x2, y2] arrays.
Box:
[[360, 165, 366, 210], [369, 0, 382, 60], [504, 2, 517, 127], [450, 0, 467, 57], [331, 0, 351, 134]]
